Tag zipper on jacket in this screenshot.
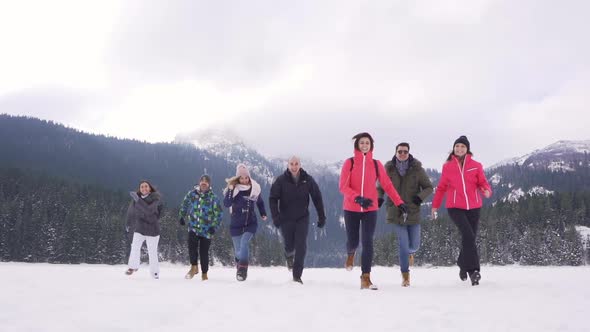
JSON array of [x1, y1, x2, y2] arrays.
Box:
[[361, 154, 366, 212], [457, 159, 470, 210]]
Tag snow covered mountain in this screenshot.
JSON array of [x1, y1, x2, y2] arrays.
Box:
[[488, 140, 590, 203], [491, 140, 590, 171], [175, 128, 281, 185]]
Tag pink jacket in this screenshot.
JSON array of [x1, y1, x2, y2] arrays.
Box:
[[339, 150, 404, 212], [432, 154, 492, 210]]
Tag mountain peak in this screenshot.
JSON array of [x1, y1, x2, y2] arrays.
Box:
[[174, 127, 246, 150], [490, 139, 590, 170]]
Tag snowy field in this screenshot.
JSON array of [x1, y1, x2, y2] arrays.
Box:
[[1, 263, 589, 332]]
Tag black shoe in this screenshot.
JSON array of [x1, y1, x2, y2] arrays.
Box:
[[236, 266, 248, 281], [469, 271, 481, 286], [459, 270, 467, 281], [286, 256, 294, 271], [293, 277, 303, 284]]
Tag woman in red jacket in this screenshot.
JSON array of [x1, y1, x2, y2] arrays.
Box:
[[431, 135, 492, 286], [339, 132, 407, 290]]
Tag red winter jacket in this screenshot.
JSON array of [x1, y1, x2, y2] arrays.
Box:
[[432, 154, 492, 210], [339, 150, 404, 212]]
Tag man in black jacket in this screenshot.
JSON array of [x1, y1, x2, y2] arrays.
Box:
[[269, 156, 326, 284]]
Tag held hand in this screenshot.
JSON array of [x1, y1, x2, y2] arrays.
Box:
[[228, 184, 234, 190], [397, 203, 408, 215], [317, 218, 326, 228], [412, 195, 423, 205], [261, 215, 268, 221], [483, 189, 491, 198], [179, 217, 186, 226], [431, 208, 438, 220], [272, 217, 281, 228]]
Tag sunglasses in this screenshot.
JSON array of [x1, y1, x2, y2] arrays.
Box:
[[397, 150, 409, 155]]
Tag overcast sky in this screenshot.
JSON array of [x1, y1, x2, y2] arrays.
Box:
[[1, 0, 589, 169]]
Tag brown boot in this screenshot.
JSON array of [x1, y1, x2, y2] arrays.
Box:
[[360, 273, 378, 290], [201, 272, 208, 281], [402, 272, 410, 287], [345, 253, 355, 271], [409, 254, 414, 267], [125, 268, 137, 275], [185, 265, 199, 279]]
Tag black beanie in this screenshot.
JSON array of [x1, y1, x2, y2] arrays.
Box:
[[199, 174, 211, 184], [453, 135, 470, 151]]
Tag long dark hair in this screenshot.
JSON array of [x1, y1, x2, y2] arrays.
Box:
[[352, 132, 374, 151]]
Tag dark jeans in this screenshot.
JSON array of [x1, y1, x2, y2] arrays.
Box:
[[344, 210, 377, 273], [447, 208, 481, 273], [280, 219, 309, 279], [188, 231, 211, 273]]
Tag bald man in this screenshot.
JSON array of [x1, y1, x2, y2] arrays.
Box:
[[269, 156, 326, 284]]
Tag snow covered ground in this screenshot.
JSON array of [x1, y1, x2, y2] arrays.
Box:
[[1, 263, 589, 332]]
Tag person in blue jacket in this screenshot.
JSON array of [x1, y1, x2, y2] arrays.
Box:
[[223, 163, 267, 281], [178, 174, 223, 281]]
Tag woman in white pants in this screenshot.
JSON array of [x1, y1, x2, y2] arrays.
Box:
[[125, 180, 163, 279]]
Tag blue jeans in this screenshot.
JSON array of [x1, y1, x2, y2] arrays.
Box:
[[232, 232, 254, 265], [344, 210, 377, 273], [393, 224, 421, 273]]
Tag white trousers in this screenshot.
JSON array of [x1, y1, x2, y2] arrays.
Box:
[[128, 232, 160, 277]]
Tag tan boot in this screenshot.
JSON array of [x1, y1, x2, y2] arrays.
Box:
[[409, 254, 414, 267], [201, 272, 208, 281], [402, 272, 410, 287], [360, 273, 378, 290], [345, 253, 355, 271], [185, 264, 199, 279]]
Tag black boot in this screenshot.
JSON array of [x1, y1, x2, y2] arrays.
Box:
[[286, 256, 294, 272], [459, 269, 467, 281], [469, 270, 481, 286], [293, 276, 303, 284], [236, 264, 248, 281]]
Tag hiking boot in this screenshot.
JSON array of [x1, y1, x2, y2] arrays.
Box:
[[293, 277, 303, 284], [286, 256, 294, 271], [201, 272, 208, 281], [185, 265, 199, 279], [469, 271, 481, 286], [402, 272, 410, 287], [360, 273, 378, 290], [345, 252, 355, 271], [459, 269, 467, 281], [409, 254, 415, 267], [125, 268, 138, 275], [236, 264, 248, 281]]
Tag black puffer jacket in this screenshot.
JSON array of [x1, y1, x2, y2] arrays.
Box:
[[269, 169, 326, 226]]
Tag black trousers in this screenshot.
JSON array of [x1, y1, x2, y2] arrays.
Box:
[[447, 208, 481, 273], [344, 210, 377, 274], [188, 231, 211, 273], [280, 218, 309, 279]]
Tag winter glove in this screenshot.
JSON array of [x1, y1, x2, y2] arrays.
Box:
[[317, 218, 326, 228], [412, 195, 423, 205], [273, 217, 281, 228], [179, 217, 186, 226], [398, 203, 408, 215], [378, 198, 384, 208], [354, 196, 373, 209], [208, 228, 216, 235]]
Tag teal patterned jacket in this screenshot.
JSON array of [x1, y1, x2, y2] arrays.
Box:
[[179, 187, 223, 239]]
